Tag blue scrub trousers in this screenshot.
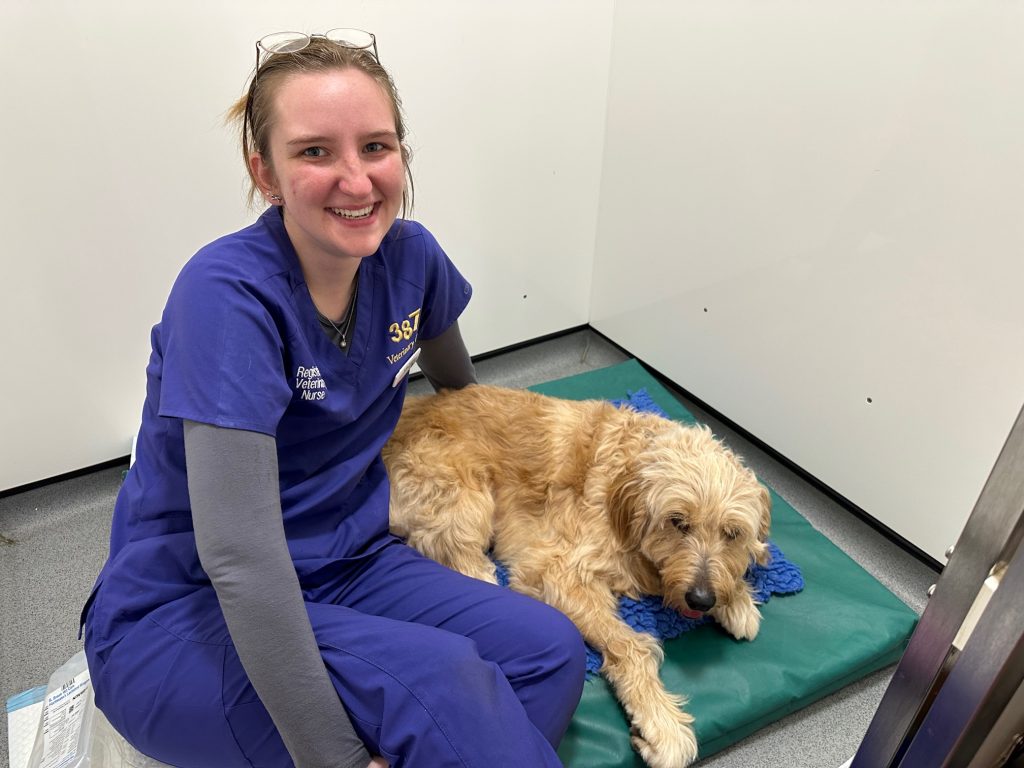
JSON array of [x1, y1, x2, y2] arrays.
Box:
[[85, 540, 586, 767]]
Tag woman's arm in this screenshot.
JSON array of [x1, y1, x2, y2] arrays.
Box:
[[417, 320, 476, 391], [184, 420, 372, 768]]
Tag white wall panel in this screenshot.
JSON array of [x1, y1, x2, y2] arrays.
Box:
[[6, 0, 1020, 565], [0, 1, 613, 490], [591, 1, 1024, 561]]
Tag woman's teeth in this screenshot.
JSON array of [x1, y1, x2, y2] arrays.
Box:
[[331, 205, 373, 219]]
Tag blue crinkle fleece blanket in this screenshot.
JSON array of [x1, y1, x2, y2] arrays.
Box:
[[495, 388, 804, 677]]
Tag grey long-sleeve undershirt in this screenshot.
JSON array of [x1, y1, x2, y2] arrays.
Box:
[[185, 324, 475, 768]]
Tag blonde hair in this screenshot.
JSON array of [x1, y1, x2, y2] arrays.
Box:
[[226, 37, 414, 214]]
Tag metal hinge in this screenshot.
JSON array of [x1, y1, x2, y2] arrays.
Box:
[[995, 732, 1024, 767], [952, 562, 1007, 652]]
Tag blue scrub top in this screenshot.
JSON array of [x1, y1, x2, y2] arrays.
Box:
[[85, 208, 472, 647]]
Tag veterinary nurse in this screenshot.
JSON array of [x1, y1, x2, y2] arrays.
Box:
[[81, 30, 586, 768]]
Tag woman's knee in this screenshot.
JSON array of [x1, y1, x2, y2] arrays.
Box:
[[546, 607, 587, 677], [509, 601, 587, 685]]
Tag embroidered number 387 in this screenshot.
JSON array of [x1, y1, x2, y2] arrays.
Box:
[[389, 308, 421, 342]]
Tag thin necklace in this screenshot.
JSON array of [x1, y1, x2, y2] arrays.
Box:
[[314, 273, 359, 349]]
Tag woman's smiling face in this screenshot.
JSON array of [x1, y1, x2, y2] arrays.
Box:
[[251, 68, 407, 269]]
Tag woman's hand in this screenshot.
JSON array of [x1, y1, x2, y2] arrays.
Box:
[[367, 758, 389, 767]]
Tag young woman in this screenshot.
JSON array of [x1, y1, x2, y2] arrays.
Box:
[[81, 30, 586, 768]]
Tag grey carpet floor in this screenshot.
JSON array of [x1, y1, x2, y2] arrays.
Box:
[[0, 329, 937, 767]]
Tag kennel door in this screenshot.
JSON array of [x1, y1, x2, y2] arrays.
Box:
[[851, 404, 1024, 767]]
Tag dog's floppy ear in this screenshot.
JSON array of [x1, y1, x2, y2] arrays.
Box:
[[599, 414, 652, 550], [755, 483, 772, 565], [607, 473, 644, 550]]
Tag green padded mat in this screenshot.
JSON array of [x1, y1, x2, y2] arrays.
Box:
[[528, 360, 919, 766]]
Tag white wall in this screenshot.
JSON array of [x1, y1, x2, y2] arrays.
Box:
[[0, 1, 613, 491], [590, 1, 1024, 561], [5, 2, 1021, 566]]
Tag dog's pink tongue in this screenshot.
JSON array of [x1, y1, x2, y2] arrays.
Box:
[[681, 609, 704, 620]]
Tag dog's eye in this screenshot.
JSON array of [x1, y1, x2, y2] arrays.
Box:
[[723, 527, 740, 540], [671, 517, 691, 534]]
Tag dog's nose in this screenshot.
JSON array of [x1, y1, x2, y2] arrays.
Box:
[[685, 587, 716, 613]]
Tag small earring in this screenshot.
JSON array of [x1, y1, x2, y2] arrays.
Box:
[[268, 193, 282, 203]]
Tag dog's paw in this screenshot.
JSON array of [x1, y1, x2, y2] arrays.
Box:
[[630, 719, 698, 768], [461, 563, 500, 585], [442, 553, 501, 585], [713, 598, 761, 641]]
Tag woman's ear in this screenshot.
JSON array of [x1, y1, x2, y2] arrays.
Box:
[[249, 153, 279, 202]]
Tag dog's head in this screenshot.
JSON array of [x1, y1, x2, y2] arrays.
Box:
[[608, 416, 771, 617]]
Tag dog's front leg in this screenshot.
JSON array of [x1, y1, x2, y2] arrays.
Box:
[[539, 582, 699, 768], [710, 585, 761, 641]]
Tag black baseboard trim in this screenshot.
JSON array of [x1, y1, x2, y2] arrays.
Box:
[[471, 324, 593, 364], [1, 456, 130, 501], [584, 326, 943, 574], [408, 324, 592, 382], [1, 323, 948, 574]]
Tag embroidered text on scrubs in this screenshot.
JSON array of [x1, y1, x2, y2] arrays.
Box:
[[295, 365, 328, 401], [386, 342, 416, 366], [388, 308, 421, 342]]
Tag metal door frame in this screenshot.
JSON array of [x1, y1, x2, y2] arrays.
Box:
[[852, 404, 1024, 767]]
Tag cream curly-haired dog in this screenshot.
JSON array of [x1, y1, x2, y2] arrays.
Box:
[[384, 385, 771, 768]]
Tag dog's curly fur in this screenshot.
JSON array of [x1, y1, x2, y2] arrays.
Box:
[[383, 385, 771, 768]]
